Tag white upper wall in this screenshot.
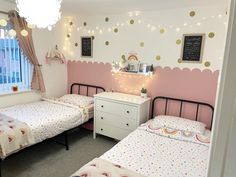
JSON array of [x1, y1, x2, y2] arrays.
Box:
[[62, 0, 227, 16], [0, 0, 14, 12], [62, 5, 228, 71]]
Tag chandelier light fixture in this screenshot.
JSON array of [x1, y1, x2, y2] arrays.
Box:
[[16, 0, 63, 30]]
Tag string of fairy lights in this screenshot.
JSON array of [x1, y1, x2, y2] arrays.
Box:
[[112, 71, 153, 94], [63, 10, 227, 57], [62, 10, 227, 94], [0, 18, 36, 38]]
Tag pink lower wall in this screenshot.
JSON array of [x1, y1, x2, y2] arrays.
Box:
[[67, 61, 219, 128]]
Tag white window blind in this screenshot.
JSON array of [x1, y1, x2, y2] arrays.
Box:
[[0, 24, 33, 94]]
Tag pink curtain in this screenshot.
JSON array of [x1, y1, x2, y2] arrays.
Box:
[[8, 10, 46, 92]]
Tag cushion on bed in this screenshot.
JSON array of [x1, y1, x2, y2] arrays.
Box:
[[153, 115, 207, 134], [140, 121, 211, 145], [59, 94, 94, 107]]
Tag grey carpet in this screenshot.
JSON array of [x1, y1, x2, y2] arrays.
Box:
[[2, 129, 117, 177]]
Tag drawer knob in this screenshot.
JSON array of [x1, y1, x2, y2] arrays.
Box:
[[126, 111, 130, 114], [126, 123, 129, 126], [101, 128, 103, 131], [101, 105, 104, 108], [101, 117, 104, 120]]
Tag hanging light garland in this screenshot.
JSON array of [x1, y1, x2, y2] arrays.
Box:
[[16, 0, 63, 30], [62, 10, 226, 66], [0, 19, 7, 27]]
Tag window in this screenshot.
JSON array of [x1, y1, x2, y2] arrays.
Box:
[[0, 24, 32, 94]]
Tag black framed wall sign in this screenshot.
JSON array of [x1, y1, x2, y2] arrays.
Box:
[[180, 34, 205, 63], [81, 36, 93, 57]]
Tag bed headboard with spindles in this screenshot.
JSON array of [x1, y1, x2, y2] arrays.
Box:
[[151, 96, 214, 130]]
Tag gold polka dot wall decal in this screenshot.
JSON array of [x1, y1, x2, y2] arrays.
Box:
[[204, 61, 211, 67], [114, 28, 118, 33], [105, 17, 109, 22], [83, 22, 87, 26], [160, 28, 165, 34], [178, 58, 182, 63], [189, 11, 196, 17], [176, 39, 182, 45], [75, 43, 78, 47], [105, 41, 109, 46], [92, 36, 95, 40], [208, 32, 215, 38], [130, 19, 135, 24], [121, 55, 126, 59], [69, 21, 73, 26], [156, 55, 161, 61], [67, 34, 71, 38], [140, 42, 144, 47]]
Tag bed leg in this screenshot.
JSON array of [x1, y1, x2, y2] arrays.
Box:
[[65, 132, 69, 151]]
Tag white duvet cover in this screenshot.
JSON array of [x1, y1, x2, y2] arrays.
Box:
[[101, 127, 210, 177], [0, 100, 91, 143]]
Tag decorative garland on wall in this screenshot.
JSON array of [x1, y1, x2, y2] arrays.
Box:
[[0, 18, 34, 37], [61, 10, 227, 70]]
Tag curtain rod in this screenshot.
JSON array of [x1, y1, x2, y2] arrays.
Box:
[[0, 10, 8, 15]]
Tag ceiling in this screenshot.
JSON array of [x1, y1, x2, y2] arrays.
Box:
[[61, 0, 226, 16]]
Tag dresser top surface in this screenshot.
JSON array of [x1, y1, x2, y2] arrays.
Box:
[[94, 92, 150, 104]]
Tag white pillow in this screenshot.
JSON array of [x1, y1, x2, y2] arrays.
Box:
[[153, 115, 207, 134], [58, 94, 94, 107]]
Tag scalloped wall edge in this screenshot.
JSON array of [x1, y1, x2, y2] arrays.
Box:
[[67, 60, 220, 74], [68, 60, 219, 128]]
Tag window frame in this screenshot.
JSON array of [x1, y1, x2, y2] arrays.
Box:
[[0, 24, 33, 94]]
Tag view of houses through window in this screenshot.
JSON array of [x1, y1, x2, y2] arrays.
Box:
[[0, 24, 32, 93]]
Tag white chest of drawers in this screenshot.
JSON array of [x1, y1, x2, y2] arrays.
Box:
[[93, 92, 150, 140]]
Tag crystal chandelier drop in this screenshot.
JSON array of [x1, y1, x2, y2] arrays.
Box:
[[16, 0, 62, 30]]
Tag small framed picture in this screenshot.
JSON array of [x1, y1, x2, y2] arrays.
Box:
[[81, 36, 93, 57], [180, 34, 205, 63]]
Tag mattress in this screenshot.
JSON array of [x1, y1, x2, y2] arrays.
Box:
[[0, 100, 92, 143], [87, 104, 94, 119], [100, 128, 210, 177]]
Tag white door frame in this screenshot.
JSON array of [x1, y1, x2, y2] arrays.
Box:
[[207, 0, 236, 176]]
